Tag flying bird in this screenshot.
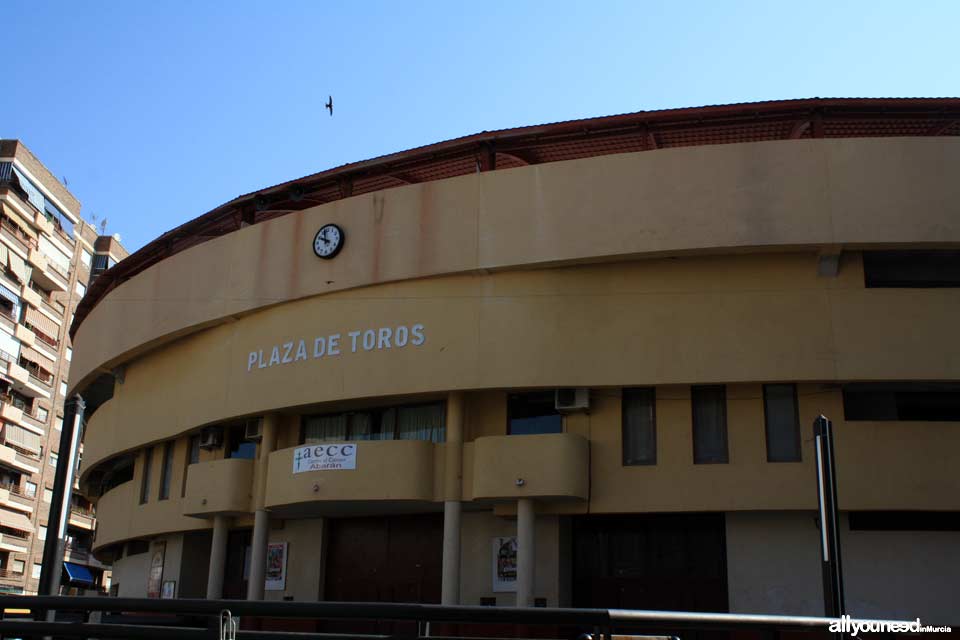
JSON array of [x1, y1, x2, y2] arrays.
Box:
[[325, 96, 333, 116]]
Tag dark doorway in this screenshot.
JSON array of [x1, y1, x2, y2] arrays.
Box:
[[322, 514, 442, 634], [573, 513, 728, 613], [324, 513, 442, 603], [223, 529, 252, 600]]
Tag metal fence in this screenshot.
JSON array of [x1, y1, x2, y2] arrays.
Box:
[[0, 596, 918, 640]]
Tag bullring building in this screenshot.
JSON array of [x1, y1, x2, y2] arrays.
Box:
[[72, 98, 959, 623]]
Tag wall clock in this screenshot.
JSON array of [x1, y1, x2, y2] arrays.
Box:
[[313, 224, 344, 259]]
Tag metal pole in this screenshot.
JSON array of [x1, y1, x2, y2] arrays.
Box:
[[813, 415, 845, 618], [36, 395, 86, 612]]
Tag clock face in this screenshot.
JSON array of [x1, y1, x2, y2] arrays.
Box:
[[313, 224, 344, 259]]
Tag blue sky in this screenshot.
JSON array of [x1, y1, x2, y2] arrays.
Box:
[[3, 1, 958, 251]]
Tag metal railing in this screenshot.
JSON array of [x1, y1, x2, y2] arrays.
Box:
[[0, 596, 930, 640]]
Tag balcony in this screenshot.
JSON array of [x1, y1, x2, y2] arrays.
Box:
[[17, 285, 40, 311], [93, 480, 209, 552], [0, 486, 32, 515], [32, 210, 53, 236], [0, 220, 34, 256], [30, 252, 67, 292], [13, 324, 33, 348], [68, 507, 95, 530], [0, 532, 29, 553], [0, 403, 23, 425], [265, 440, 438, 514], [469, 433, 589, 502], [0, 442, 40, 475], [182, 458, 254, 516], [0, 568, 24, 585]]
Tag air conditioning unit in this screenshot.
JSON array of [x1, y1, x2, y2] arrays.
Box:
[[199, 427, 223, 450], [244, 419, 263, 442], [555, 388, 589, 412]]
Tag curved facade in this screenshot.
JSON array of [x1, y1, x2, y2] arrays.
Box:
[[74, 100, 960, 622]]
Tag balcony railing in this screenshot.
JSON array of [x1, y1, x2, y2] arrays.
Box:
[[0, 439, 41, 463], [38, 253, 69, 279], [24, 322, 58, 350], [0, 568, 23, 583], [0, 220, 35, 254]]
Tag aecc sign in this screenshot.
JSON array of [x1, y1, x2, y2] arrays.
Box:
[[293, 443, 357, 473]]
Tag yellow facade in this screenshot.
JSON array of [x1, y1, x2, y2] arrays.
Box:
[[73, 133, 960, 620]]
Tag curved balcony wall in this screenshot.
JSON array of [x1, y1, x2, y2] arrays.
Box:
[[470, 433, 589, 502], [71, 138, 960, 395], [265, 440, 439, 515], [182, 458, 254, 516]]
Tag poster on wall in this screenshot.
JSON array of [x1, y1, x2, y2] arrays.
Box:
[[146, 541, 165, 598], [265, 542, 288, 591], [492, 536, 517, 592]]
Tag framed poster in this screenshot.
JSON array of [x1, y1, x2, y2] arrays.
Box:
[[492, 536, 517, 592], [147, 541, 165, 598], [161, 580, 176, 599], [265, 542, 288, 591]]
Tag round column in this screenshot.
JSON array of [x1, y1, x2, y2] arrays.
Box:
[[516, 497, 536, 607]]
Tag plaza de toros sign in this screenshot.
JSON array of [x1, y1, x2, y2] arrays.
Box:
[[246, 323, 426, 372]]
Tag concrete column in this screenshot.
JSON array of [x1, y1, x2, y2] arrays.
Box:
[[247, 413, 279, 601], [516, 498, 535, 607], [441, 392, 464, 605], [206, 514, 230, 599]]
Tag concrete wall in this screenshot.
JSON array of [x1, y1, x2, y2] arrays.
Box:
[[459, 510, 561, 607], [264, 518, 325, 602], [725, 511, 824, 616], [111, 548, 151, 598], [842, 516, 960, 623]]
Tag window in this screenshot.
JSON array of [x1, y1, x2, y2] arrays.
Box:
[[139, 447, 153, 504], [863, 250, 960, 287], [36, 406, 49, 422], [49, 451, 58, 468], [38, 525, 46, 540], [74, 281, 86, 298], [24, 481, 37, 497], [225, 425, 257, 460], [692, 385, 728, 464], [301, 402, 446, 444], [763, 384, 801, 462], [10, 559, 24, 574], [54, 416, 62, 431], [622, 388, 656, 465], [65, 347, 72, 362], [32, 563, 42, 579], [91, 254, 110, 276], [80, 249, 92, 269], [158, 442, 174, 500], [188, 435, 201, 464], [507, 392, 562, 435], [843, 383, 960, 421], [59, 381, 68, 398], [43, 487, 52, 502]]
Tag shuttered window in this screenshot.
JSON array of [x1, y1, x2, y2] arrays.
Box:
[[3, 424, 41, 454]]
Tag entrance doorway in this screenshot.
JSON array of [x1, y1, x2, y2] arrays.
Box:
[[573, 513, 728, 613]]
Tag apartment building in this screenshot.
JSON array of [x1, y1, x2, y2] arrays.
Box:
[[70, 98, 959, 628], [0, 140, 127, 595]]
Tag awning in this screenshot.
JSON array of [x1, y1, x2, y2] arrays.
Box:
[[3, 424, 41, 454], [6, 253, 29, 286], [24, 307, 59, 342], [19, 345, 54, 373], [0, 507, 34, 533], [62, 562, 95, 586]]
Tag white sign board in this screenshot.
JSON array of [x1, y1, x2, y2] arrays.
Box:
[[492, 536, 518, 592], [292, 443, 357, 473]]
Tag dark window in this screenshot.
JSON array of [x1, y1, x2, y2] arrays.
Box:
[[692, 386, 728, 464], [139, 447, 153, 504], [843, 383, 960, 421], [763, 384, 801, 462], [225, 425, 257, 459], [158, 442, 174, 500], [863, 250, 960, 288], [622, 388, 656, 465], [188, 435, 201, 464], [301, 402, 446, 444], [508, 392, 562, 435], [849, 511, 960, 531]]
